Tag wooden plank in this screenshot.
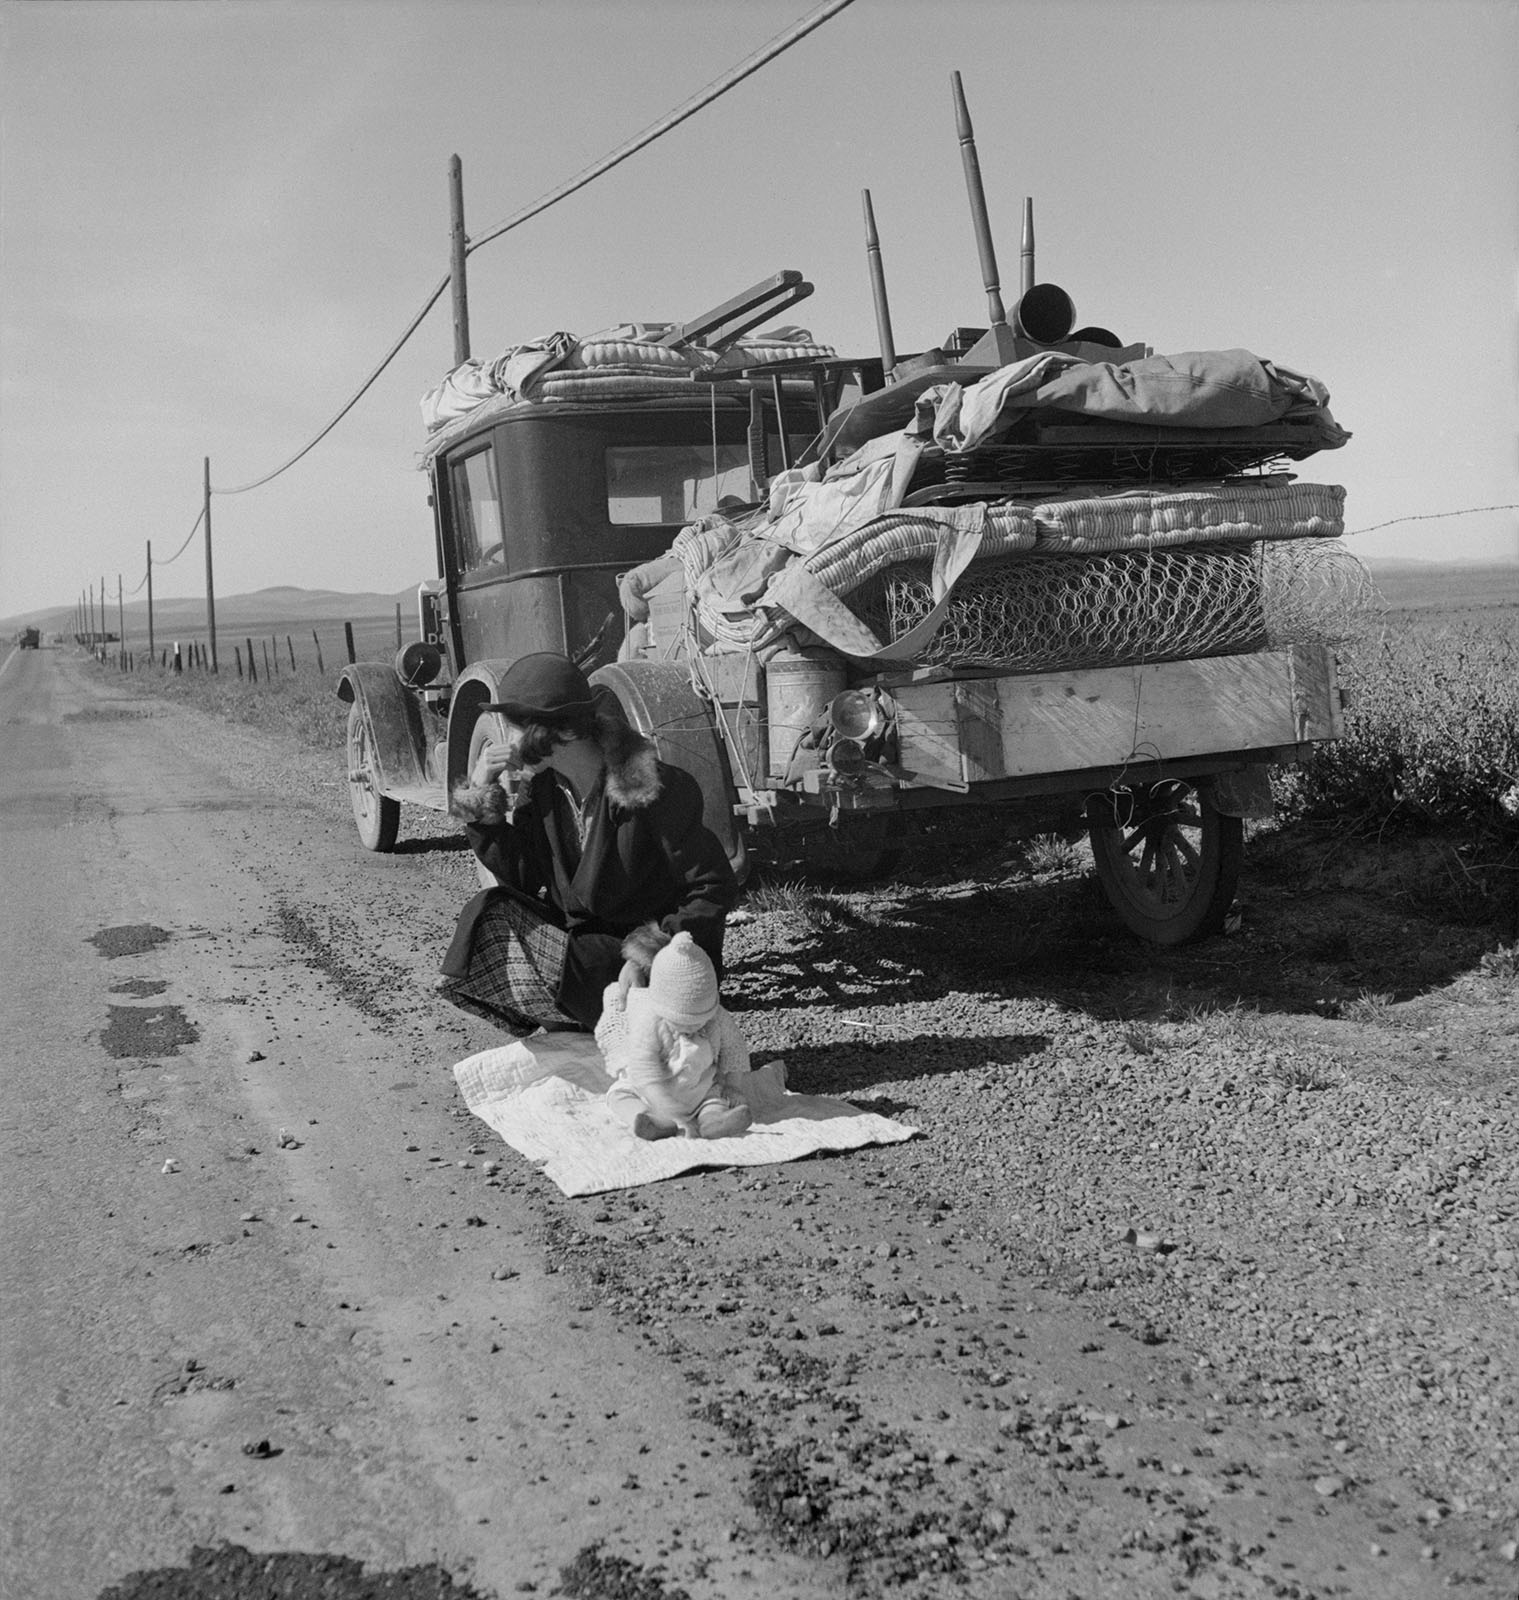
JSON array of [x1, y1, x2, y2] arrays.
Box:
[[894, 647, 1337, 785], [1287, 642, 1342, 741], [893, 681, 965, 788]]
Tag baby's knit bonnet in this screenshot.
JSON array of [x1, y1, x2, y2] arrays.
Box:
[[643, 930, 719, 1031]]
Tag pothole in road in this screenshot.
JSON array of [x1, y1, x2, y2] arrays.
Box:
[[90, 924, 171, 959], [96, 1544, 492, 1600], [109, 978, 168, 997], [102, 1003, 200, 1059]]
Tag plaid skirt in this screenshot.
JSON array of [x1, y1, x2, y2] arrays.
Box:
[[438, 893, 573, 1031]]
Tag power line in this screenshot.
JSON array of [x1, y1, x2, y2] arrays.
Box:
[[211, 276, 451, 495], [466, 0, 856, 256], [210, 0, 856, 498], [150, 507, 207, 571]]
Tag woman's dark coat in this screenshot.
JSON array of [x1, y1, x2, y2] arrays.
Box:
[[441, 718, 737, 1027]]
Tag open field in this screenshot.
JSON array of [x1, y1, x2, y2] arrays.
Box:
[[1362, 560, 1519, 618]]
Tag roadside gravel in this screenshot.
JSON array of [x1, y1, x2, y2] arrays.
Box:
[[103, 665, 1519, 1596]]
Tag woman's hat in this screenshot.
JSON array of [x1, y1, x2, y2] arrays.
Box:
[[485, 653, 596, 722]]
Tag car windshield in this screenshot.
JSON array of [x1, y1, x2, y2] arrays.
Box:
[[605, 432, 812, 526]]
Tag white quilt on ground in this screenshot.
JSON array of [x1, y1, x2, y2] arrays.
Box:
[[453, 1031, 918, 1197]]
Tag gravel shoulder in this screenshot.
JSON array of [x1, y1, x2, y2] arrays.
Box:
[[65, 654, 1519, 1597]]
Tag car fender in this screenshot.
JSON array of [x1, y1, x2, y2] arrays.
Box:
[[443, 660, 521, 793], [591, 659, 748, 883], [336, 664, 428, 796]]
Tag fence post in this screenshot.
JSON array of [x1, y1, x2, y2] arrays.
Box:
[[269, 635, 279, 677], [173, 642, 182, 674], [344, 621, 356, 664], [395, 603, 403, 648], [312, 629, 325, 674], [234, 646, 243, 679], [286, 634, 296, 671], [261, 640, 272, 681], [246, 637, 257, 683]]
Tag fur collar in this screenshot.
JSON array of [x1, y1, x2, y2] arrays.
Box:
[[598, 716, 661, 811], [451, 713, 660, 826]]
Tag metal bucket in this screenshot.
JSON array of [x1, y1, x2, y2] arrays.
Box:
[[766, 653, 845, 779]]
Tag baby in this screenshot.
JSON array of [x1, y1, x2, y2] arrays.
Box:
[[596, 926, 753, 1141]]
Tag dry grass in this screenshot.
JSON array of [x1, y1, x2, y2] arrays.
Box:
[[1279, 613, 1519, 833], [741, 877, 851, 928], [107, 658, 347, 751], [1340, 990, 1396, 1027]]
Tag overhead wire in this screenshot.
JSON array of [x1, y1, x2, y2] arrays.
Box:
[[465, 0, 855, 256], [152, 507, 208, 569], [209, 0, 855, 498]]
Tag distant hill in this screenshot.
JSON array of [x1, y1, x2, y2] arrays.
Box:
[[2, 584, 416, 639], [8, 558, 1516, 643]]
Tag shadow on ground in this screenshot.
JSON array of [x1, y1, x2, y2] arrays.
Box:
[[732, 816, 1516, 1025]]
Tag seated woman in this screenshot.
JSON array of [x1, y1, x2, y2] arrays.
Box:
[[439, 652, 737, 1033]]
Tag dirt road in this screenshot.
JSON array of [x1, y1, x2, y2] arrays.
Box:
[[2, 645, 1514, 1599]]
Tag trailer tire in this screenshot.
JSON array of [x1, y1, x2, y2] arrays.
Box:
[[1087, 777, 1241, 945], [347, 702, 400, 853]]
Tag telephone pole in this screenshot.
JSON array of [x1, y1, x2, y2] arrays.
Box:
[[204, 457, 219, 672]]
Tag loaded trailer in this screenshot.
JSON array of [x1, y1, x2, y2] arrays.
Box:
[[339, 76, 1358, 946]]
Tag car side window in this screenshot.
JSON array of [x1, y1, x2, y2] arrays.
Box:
[[450, 446, 505, 571]]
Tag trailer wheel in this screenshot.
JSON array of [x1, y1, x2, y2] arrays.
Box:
[[347, 702, 400, 852], [1087, 778, 1241, 945]]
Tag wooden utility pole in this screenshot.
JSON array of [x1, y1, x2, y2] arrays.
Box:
[[1021, 196, 1035, 296], [117, 574, 125, 665], [952, 71, 1006, 328], [203, 457, 219, 672], [861, 188, 897, 377], [146, 541, 155, 659], [449, 155, 470, 367]]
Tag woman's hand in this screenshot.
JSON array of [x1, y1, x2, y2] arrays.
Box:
[[471, 738, 521, 788]]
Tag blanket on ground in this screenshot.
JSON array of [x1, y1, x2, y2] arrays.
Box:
[[453, 1031, 918, 1197]]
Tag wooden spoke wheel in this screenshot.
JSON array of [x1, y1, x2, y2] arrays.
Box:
[[346, 702, 399, 853], [1087, 778, 1241, 945]]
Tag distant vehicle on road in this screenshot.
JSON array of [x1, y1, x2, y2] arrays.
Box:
[[16, 628, 40, 650]]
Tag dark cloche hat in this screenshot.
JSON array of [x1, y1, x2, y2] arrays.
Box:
[[484, 652, 597, 722]]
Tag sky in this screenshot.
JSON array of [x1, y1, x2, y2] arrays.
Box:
[[2, 0, 1516, 622]]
